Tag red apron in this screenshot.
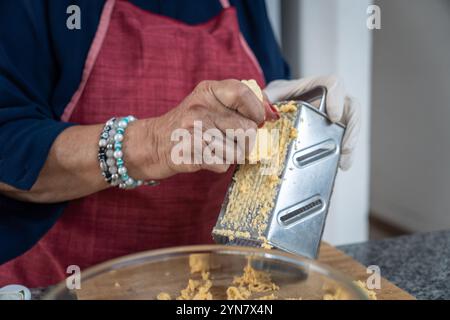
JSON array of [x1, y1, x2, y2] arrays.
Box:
[[0, 0, 265, 287]]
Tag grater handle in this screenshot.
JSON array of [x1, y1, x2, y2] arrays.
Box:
[[291, 86, 327, 114]]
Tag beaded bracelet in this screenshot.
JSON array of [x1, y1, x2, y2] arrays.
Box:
[[112, 116, 144, 189], [98, 116, 159, 189], [98, 117, 116, 185]]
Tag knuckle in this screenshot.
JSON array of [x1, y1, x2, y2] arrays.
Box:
[[186, 103, 203, 115], [183, 104, 206, 125], [220, 79, 243, 101], [195, 80, 212, 92], [222, 78, 240, 88], [236, 83, 253, 100], [180, 114, 195, 129]]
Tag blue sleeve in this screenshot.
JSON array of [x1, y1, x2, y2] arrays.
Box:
[[232, 0, 290, 82], [0, 0, 104, 264]]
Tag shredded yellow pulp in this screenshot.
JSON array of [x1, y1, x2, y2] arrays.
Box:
[[157, 254, 280, 300], [157, 255, 378, 301], [214, 100, 298, 247]]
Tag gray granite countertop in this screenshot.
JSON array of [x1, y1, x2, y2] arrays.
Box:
[[337, 230, 450, 300], [30, 230, 450, 300]]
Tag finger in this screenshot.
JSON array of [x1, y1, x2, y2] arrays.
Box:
[[209, 79, 265, 125], [322, 75, 346, 123], [243, 81, 279, 121], [264, 79, 300, 103], [263, 100, 280, 122], [264, 76, 345, 122], [212, 112, 257, 159], [339, 96, 361, 170], [199, 95, 258, 159], [288, 75, 345, 121], [339, 153, 353, 171], [202, 162, 231, 174], [197, 117, 245, 168], [203, 131, 244, 165], [201, 132, 234, 173], [191, 101, 257, 162]]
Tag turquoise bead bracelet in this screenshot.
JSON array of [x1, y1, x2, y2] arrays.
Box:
[[111, 115, 143, 189], [100, 115, 159, 190]]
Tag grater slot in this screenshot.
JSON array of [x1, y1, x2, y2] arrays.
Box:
[[278, 196, 324, 226], [212, 234, 262, 248], [228, 238, 262, 248], [293, 139, 337, 168]]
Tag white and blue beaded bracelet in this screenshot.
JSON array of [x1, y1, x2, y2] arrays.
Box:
[[112, 115, 144, 189], [99, 115, 158, 190]]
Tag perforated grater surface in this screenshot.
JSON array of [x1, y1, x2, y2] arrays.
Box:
[[212, 87, 345, 259]]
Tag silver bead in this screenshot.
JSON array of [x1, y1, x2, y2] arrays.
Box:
[[99, 160, 107, 171], [109, 129, 116, 137], [146, 180, 160, 187], [136, 180, 143, 186], [106, 119, 115, 127], [106, 143, 113, 150], [108, 166, 118, 174], [98, 139, 107, 147], [118, 167, 127, 175], [114, 133, 124, 142], [106, 149, 114, 158], [118, 120, 128, 128], [113, 150, 123, 159], [111, 173, 119, 180], [126, 177, 135, 186], [119, 183, 127, 189], [128, 115, 136, 122], [111, 179, 120, 186], [106, 158, 116, 167]]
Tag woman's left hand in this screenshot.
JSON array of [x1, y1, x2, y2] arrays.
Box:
[[264, 75, 361, 170]]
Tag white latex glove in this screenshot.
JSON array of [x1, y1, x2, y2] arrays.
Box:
[[264, 75, 361, 170]]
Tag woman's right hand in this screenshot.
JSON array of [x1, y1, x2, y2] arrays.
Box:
[[133, 79, 278, 180]]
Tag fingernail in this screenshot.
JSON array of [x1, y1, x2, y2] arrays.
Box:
[[269, 104, 279, 114], [270, 104, 280, 120], [269, 106, 280, 120], [264, 102, 280, 121]]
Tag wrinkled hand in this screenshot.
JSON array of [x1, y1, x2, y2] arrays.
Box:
[[264, 75, 361, 170], [146, 79, 277, 179]]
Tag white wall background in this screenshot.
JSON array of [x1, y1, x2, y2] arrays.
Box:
[[266, 0, 372, 245], [370, 0, 450, 232]]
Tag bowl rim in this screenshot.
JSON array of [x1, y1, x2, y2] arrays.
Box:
[[43, 244, 369, 300]]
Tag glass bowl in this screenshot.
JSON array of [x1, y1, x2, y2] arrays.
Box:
[[43, 245, 368, 300]]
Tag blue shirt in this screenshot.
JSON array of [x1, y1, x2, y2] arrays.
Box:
[[0, 0, 289, 264]]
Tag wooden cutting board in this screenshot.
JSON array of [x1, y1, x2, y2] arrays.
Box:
[[318, 242, 414, 300]]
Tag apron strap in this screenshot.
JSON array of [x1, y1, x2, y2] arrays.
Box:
[[218, 0, 265, 82], [61, 0, 116, 122]]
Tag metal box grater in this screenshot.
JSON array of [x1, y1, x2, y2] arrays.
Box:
[[212, 87, 345, 259]]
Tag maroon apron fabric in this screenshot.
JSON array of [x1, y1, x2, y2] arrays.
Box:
[[0, 0, 265, 287]]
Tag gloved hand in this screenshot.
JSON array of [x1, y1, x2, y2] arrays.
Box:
[[264, 75, 361, 170]]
